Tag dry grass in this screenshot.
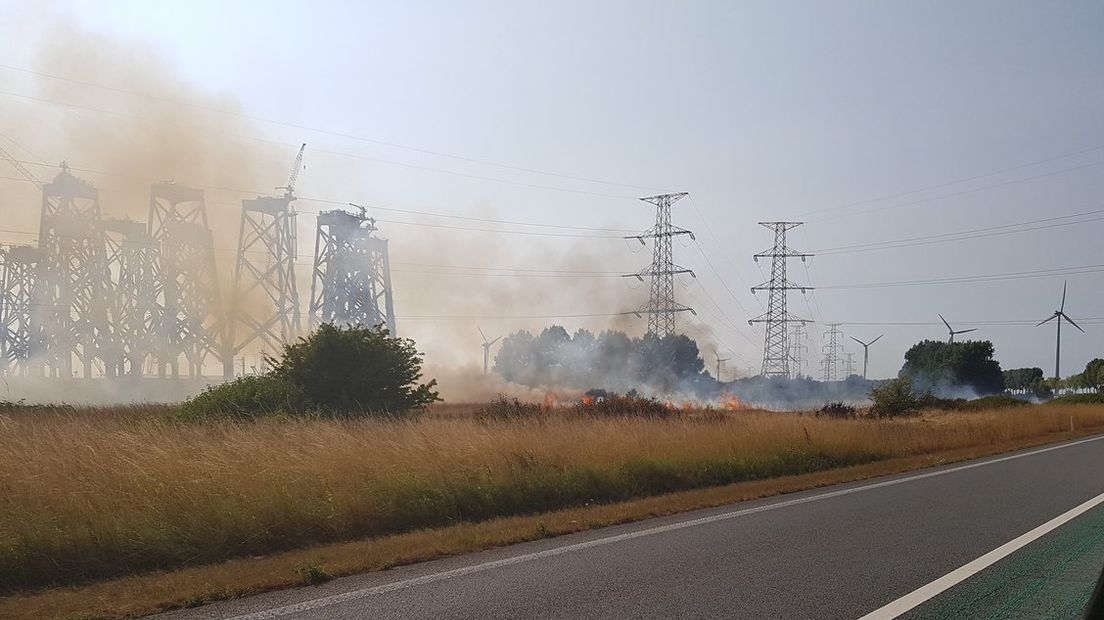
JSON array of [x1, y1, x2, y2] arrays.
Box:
[[1, 401, 1102, 610]]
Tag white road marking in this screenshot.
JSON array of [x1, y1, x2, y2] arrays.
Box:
[[225, 434, 1104, 620], [859, 488, 1104, 619]]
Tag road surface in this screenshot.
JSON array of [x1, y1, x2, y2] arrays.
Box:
[[159, 435, 1104, 619]]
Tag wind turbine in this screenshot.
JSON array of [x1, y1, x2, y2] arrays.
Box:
[[939, 314, 977, 344], [849, 334, 883, 379], [1035, 281, 1085, 379], [478, 327, 502, 375], [714, 352, 731, 383]]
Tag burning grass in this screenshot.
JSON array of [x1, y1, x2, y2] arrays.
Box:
[[1, 401, 1102, 597]]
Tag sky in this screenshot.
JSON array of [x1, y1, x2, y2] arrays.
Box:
[[0, 0, 1102, 384]]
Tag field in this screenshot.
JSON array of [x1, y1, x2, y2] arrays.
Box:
[[2, 400, 1104, 617]]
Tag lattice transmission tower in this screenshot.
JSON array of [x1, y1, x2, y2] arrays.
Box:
[[148, 182, 228, 378], [309, 206, 396, 335], [820, 323, 844, 381], [0, 245, 39, 376], [624, 192, 695, 338], [788, 322, 809, 379], [844, 352, 856, 379], [749, 222, 812, 377]]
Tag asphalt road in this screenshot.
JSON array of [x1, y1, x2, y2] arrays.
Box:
[[160, 435, 1104, 620]]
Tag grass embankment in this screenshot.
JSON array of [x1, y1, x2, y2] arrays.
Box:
[[2, 402, 1103, 603]]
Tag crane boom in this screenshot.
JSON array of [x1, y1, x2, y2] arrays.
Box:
[[0, 143, 42, 189], [278, 143, 306, 198]]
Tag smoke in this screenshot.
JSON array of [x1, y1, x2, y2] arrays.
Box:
[[1, 17, 722, 403]]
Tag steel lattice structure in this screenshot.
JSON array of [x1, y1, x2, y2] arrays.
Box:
[[749, 222, 812, 377], [624, 192, 695, 338], [103, 219, 158, 377], [788, 322, 809, 379], [148, 182, 229, 378], [820, 323, 844, 381], [309, 209, 396, 334], [34, 166, 111, 378], [0, 245, 39, 376], [229, 196, 301, 359]]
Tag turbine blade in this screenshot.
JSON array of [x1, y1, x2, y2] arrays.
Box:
[[478, 326, 487, 342], [1036, 314, 1058, 327], [870, 334, 884, 345], [490, 336, 503, 345], [1061, 312, 1086, 333], [957, 328, 978, 335], [850, 336, 864, 346], [939, 314, 951, 331], [1061, 280, 1068, 312]]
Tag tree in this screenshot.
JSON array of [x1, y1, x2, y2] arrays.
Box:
[[869, 377, 925, 417], [182, 324, 439, 419], [1073, 359, 1104, 392], [900, 340, 1004, 395], [275, 324, 439, 413], [1003, 367, 1045, 393]]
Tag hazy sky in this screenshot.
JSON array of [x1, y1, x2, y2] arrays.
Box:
[[1, 0, 1102, 381]]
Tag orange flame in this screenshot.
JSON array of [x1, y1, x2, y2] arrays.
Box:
[[581, 396, 595, 406], [721, 391, 746, 411]]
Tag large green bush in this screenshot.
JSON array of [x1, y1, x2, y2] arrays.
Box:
[[869, 377, 926, 418], [180, 324, 439, 420]]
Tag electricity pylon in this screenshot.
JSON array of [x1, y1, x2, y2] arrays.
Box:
[[844, 352, 856, 378], [789, 322, 809, 379], [820, 323, 844, 381], [624, 192, 695, 338], [749, 222, 812, 377]]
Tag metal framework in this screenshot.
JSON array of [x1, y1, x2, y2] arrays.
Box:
[[749, 222, 811, 377], [309, 208, 396, 334], [788, 322, 809, 379], [624, 192, 695, 338], [820, 323, 844, 382], [0, 245, 38, 376], [148, 182, 228, 378], [103, 219, 158, 377], [34, 166, 110, 378], [229, 195, 301, 359], [844, 352, 856, 378]]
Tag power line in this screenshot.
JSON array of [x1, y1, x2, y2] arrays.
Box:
[[819, 262, 1104, 290], [814, 206, 1104, 255], [0, 64, 663, 191], [793, 143, 1104, 220]]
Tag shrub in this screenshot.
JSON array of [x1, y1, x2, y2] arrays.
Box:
[[959, 395, 1030, 411], [869, 378, 926, 418], [180, 324, 439, 420], [475, 396, 544, 421], [817, 401, 856, 418], [1049, 393, 1104, 405], [568, 395, 675, 418]]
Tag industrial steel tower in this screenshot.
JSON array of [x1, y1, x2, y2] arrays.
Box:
[[749, 222, 812, 377], [229, 146, 306, 364], [820, 323, 844, 381], [34, 166, 111, 378], [624, 192, 695, 338], [148, 182, 227, 378], [0, 245, 39, 376], [844, 352, 857, 378], [103, 219, 158, 377], [309, 206, 396, 335]]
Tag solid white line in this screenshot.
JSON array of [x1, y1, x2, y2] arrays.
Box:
[[225, 434, 1104, 620], [859, 489, 1104, 619]]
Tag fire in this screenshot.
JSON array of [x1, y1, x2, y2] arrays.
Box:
[[543, 392, 559, 409], [581, 396, 595, 406], [720, 391, 747, 411]]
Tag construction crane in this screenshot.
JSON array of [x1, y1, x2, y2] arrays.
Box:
[[276, 143, 306, 199]]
